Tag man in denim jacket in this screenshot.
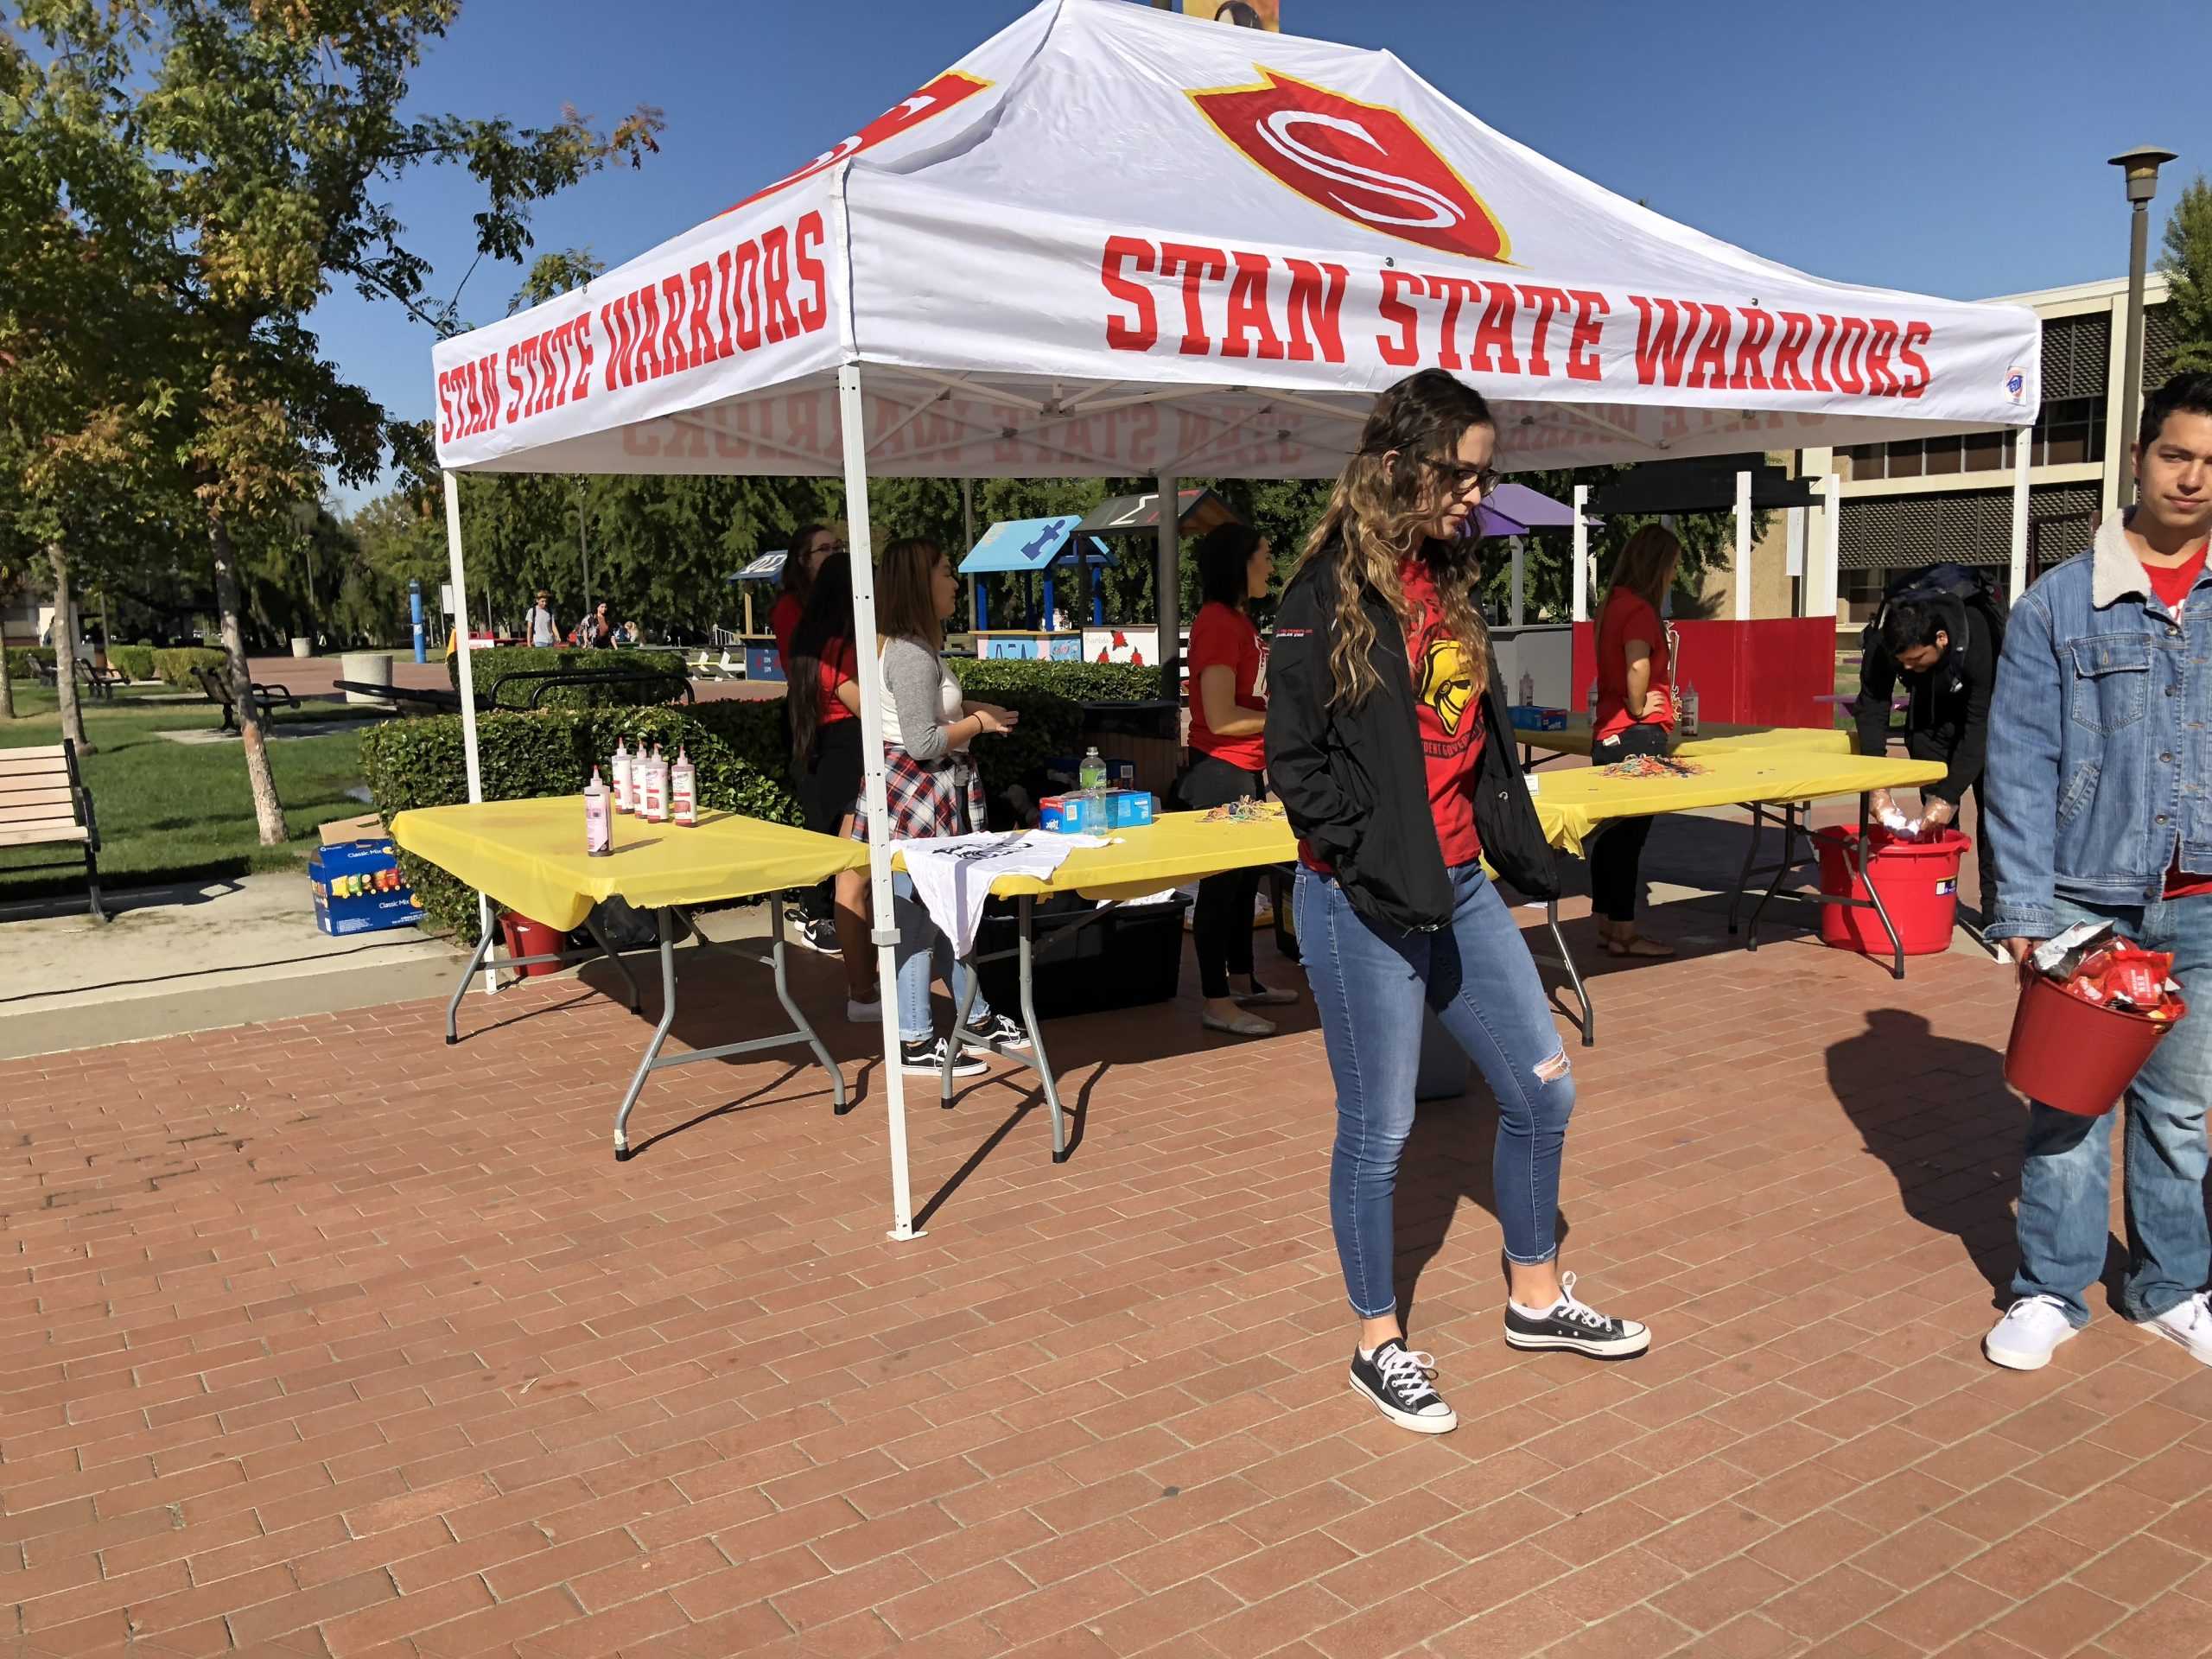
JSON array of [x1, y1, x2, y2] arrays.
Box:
[[1982, 372, 2212, 1372]]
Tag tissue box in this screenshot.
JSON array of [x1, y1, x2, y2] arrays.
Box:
[[1039, 792, 1109, 834], [1106, 790, 1154, 829], [1509, 705, 1569, 731]]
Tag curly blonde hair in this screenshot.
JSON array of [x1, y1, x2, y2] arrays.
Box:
[[1295, 370, 1497, 708]]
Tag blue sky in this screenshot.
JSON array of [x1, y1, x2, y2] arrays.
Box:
[[323, 0, 2210, 506]]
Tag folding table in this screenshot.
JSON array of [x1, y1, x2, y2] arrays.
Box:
[[391, 799, 866, 1160]]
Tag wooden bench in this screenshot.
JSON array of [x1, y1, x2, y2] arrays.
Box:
[[192, 664, 299, 733], [0, 741, 102, 920], [24, 658, 123, 700]]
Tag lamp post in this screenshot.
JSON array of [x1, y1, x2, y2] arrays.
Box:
[[2109, 144, 2177, 508]]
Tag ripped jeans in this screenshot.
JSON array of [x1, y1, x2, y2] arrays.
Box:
[[1296, 862, 1575, 1319]]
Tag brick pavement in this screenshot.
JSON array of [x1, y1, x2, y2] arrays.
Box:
[[3, 905, 2210, 1658]]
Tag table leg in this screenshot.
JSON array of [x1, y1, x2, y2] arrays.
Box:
[[1852, 792, 1908, 981], [613, 909, 681, 1162], [765, 902, 849, 1114], [944, 968, 978, 1108], [444, 923, 499, 1046], [583, 915, 643, 1013], [1018, 896, 1069, 1162], [1547, 897, 1596, 1047], [1728, 804, 1768, 936], [1744, 804, 1808, 952]]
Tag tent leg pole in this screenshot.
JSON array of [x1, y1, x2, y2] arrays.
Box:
[[838, 361, 920, 1243], [2009, 431, 2032, 600], [442, 471, 496, 998], [1155, 473, 1179, 691]]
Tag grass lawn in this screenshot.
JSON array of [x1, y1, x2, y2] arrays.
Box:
[[0, 685, 378, 901]]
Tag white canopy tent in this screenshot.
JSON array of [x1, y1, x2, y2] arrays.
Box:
[[430, 0, 2040, 1237]]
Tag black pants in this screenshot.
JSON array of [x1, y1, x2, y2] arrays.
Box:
[[1588, 722, 1669, 925], [795, 721, 864, 921], [1904, 736, 1998, 927], [1179, 754, 1267, 999]]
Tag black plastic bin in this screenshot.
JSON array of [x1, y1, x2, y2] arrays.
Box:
[[972, 893, 1192, 1020]]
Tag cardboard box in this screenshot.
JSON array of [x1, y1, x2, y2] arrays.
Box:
[[1508, 705, 1570, 731], [1039, 792, 1109, 835], [319, 812, 389, 846], [307, 837, 421, 936], [1106, 790, 1154, 830]]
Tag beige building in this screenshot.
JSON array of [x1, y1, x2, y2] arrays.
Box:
[[1723, 274, 2178, 629]]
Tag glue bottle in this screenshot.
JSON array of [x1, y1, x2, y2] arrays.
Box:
[[640, 743, 667, 823], [610, 738, 632, 814], [585, 767, 612, 856], [671, 746, 697, 828], [1679, 680, 1700, 738], [1517, 669, 1535, 709]]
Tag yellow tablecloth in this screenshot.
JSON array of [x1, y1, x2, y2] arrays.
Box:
[[893, 812, 1295, 905], [1527, 750, 1946, 856], [1513, 715, 1857, 760], [391, 799, 864, 931]]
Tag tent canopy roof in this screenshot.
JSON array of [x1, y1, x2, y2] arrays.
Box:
[[432, 0, 2039, 483]]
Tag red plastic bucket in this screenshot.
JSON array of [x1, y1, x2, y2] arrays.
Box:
[[2005, 973, 2185, 1116], [497, 912, 568, 978], [1812, 825, 1968, 957]]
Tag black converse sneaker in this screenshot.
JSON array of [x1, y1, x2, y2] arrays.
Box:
[[959, 1013, 1033, 1055], [901, 1036, 986, 1077], [1349, 1338, 1458, 1433], [1503, 1271, 1650, 1359]]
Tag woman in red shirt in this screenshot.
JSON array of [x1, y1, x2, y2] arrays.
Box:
[[1589, 526, 1684, 957], [785, 555, 877, 1018], [1181, 524, 1294, 1038], [769, 523, 843, 664]]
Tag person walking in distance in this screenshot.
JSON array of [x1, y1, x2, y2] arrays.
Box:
[[1268, 369, 1650, 1435], [524, 589, 559, 648], [1981, 372, 2212, 1371]]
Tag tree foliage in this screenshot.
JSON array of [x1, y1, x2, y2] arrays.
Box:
[[2160, 174, 2212, 376]]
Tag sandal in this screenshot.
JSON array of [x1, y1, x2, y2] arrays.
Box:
[[1605, 935, 1675, 959], [1233, 982, 1299, 1007], [1202, 1011, 1276, 1038]]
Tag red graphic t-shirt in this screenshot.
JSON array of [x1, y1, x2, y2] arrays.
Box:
[[1402, 559, 1484, 868], [1594, 589, 1674, 741], [1298, 563, 1486, 876], [2147, 544, 2211, 898]]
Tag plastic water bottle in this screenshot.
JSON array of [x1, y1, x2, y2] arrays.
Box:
[[610, 738, 632, 814], [1078, 747, 1107, 792], [585, 768, 612, 857], [671, 746, 696, 828], [1680, 680, 1700, 737], [1517, 669, 1535, 709]]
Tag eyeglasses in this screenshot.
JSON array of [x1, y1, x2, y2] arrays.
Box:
[[1427, 458, 1501, 496]]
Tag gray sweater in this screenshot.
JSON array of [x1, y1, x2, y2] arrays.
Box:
[[880, 635, 963, 762]]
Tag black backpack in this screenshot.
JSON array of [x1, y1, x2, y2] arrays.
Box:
[[1864, 562, 2007, 669]]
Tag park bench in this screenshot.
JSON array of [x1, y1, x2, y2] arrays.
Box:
[[0, 740, 103, 920], [193, 664, 300, 734], [25, 658, 124, 700]]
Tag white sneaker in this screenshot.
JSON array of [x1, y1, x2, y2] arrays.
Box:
[[1984, 1295, 2078, 1370], [846, 995, 881, 1025], [2144, 1293, 2212, 1365]]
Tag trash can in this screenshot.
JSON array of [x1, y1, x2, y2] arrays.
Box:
[[340, 650, 393, 706], [498, 912, 568, 977]]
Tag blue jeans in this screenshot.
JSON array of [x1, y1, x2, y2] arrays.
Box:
[[1296, 862, 1575, 1319], [2012, 889, 2212, 1325], [891, 872, 992, 1041]]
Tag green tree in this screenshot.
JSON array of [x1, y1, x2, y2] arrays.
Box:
[[11, 0, 663, 842], [2160, 173, 2212, 375]]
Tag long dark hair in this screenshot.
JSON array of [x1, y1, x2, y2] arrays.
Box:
[[876, 537, 947, 652], [787, 553, 854, 769], [1603, 525, 1681, 621], [1196, 523, 1263, 612], [781, 522, 831, 610], [1295, 369, 1497, 708]]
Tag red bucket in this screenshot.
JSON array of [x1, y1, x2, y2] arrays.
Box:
[[1813, 825, 1968, 957], [497, 912, 568, 978], [2005, 973, 2185, 1116]]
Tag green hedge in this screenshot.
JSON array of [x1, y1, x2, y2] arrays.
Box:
[[359, 702, 798, 942], [4, 647, 56, 677], [447, 645, 693, 709], [950, 658, 1162, 703], [110, 645, 156, 683], [151, 647, 229, 687]]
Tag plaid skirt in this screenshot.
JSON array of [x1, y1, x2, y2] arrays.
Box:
[[846, 742, 988, 842]]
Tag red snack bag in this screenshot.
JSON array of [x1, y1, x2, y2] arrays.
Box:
[[2065, 977, 2110, 1007], [2108, 956, 2164, 1008]]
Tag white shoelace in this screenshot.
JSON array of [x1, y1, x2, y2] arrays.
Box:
[[1548, 1271, 1616, 1332], [1376, 1345, 1439, 1403], [2005, 1294, 2068, 1323], [2164, 1292, 2212, 1332]]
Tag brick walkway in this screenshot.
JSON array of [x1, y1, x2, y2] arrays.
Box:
[[4, 904, 2209, 1657]]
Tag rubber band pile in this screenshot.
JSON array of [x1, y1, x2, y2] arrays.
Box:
[[1599, 754, 1710, 780], [1200, 797, 1287, 823]]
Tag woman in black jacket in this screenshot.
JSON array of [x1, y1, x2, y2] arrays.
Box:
[[1268, 370, 1650, 1435]]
